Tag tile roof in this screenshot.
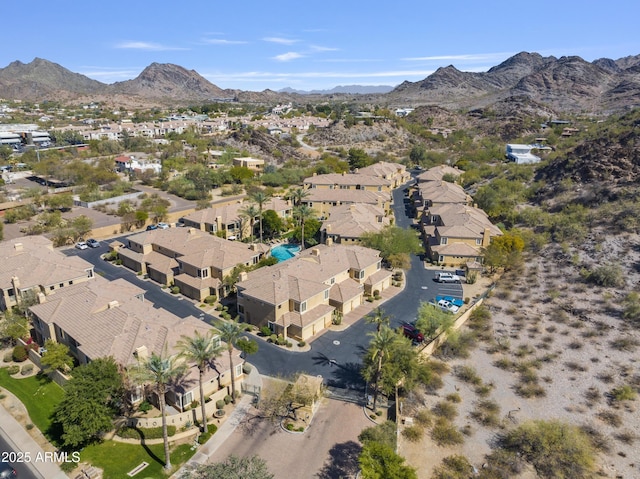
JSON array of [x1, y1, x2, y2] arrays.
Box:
[[417, 165, 464, 182], [321, 203, 389, 239], [416, 180, 471, 204], [303, 188, 390, 204], [303, 173, 391, 187]]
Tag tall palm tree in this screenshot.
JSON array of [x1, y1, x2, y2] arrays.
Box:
[[366, 326, 396, 412], [131, 352, 187, 470], [176, 330, 223, 433], [288, 187, 309, 207], [293, 204, 314, 250], [366, 307, 390, 333], [217, 318, 244, 404], [239, 203, 260, 241], [249, 190, 271, 244]]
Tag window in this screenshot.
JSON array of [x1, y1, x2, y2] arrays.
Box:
[[238, 304, 245, 314], [300, 301, 307, 313], [59, 283, 64, 288], [377, 261, 382, 270], [183, 392, 193, 408], [440, 237, 448, 245], [324, 289, 329, 300], [235, 364, 243, 377], [476, 238, 482, 245], [86, 269, 94, 278], [199, 268, 209, 278], [330, 277, 335, 285]]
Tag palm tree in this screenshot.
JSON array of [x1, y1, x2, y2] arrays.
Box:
[[288, 187, 309, 207], [293, 204, 314, 250], [239, 203, 260, 241], [366, 307, 390, 333], [217, 318, 244, 404], [365, 326, 397, 412], [249, 190, 271, 244], [177, 330, 223, 433], [131, 352, 187, 470]]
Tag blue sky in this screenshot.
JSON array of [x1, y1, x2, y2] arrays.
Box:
[[2, 1, 639, 92]]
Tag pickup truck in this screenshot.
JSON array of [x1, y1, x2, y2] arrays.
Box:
[[434, 272, 463, 283], [436, 295, 464, 308], [402, 324, 424, 343]]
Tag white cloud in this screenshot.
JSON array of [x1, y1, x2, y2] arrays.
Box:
[[202, 38, 248, 45], [403, 52, 513, 62], [273, 52, 304, 62], [115, 41, 187, 51], [309, 45, 339, 52], [263, 37, 298, 45]]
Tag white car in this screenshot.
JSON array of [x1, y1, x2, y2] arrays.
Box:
[[75, 241, 88, 250], [157, 222, 170, 229], [437, 299, 460, 313]]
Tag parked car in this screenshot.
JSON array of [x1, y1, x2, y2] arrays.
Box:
[[146, 224, 158, 231], [402, 323, 424, 343], [437, 299, 460, 313], [86, 238, 100, 248], [0, 462, 17, 477], [75, 241, 88, 250], [434, 272, 462, 283], [436, 295, 464, 308], [156, 222, 170, 229]]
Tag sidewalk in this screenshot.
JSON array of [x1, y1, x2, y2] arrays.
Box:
[[170, 364, 263, 478], [0, 404, 69, 479]]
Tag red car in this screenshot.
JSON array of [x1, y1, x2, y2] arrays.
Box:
[[402, 324, 424, 343]]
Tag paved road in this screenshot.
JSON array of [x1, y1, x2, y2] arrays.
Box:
[[72, 172, 461, 389], [0, 428, 42, 479]]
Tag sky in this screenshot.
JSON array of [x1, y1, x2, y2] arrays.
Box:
[[2, 1, 639, 92]]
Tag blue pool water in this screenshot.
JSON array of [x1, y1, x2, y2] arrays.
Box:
[[271, 244, 301, 262]]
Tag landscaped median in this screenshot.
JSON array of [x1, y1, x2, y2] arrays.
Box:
[[0, 366, 203, 479]]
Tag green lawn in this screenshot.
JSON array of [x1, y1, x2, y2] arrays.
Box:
[[0, 367, 64, 437], [81, 441, 196, 479]]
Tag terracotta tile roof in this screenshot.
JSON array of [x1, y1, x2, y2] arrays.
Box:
[[275, 303, 334, 328], [416, 181, 471, 204], [364, 269, 393, 286], [303, 173, 391, 187], [303, 188, 390, 205], [329, 278, 363, 303], [321, 203, 389, 239], [431, 242, 482, 257], [417, 165, 464, 182]]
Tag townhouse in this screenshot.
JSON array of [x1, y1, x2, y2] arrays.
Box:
[[0, 236, 95, 311], [236, 243, 392, 341], [355, 161, 411, 188], [416, 164, 464, 183], [300, 188, 391, 218], [114, 227, 267, 301], [320, 203, 391, 244], [421, 203, 503, 266], [29, 276, 243, 412], [303, 172, 392, 194], [413, 180, 472, 210]]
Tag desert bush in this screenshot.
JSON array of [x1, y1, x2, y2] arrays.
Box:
[[609, 337, 639, 352], [614, 430, 637, 445], [579, 424, 611, 453], [414, 409, 433, 428], [401, 425, 424, 442], [432, 401, 457, 420], [242, 364, 252, 374], [475, 383, 495, 397], [2, 352, 12, 363], [584, 387, 601, 405], [432, 455, 474, 479], [358, 420, 397, 449], [470, 399, 501, 427], [445, 392, 461, 403], [12, 345, 28, 362], [514, 381, 546, 398], [498, 420, 597, 479], [6, 365, 19, 375], [431, 417, 464, 446], [597, 410, 622, 427], [20, 363, 33, 375], [453, 365, 482, 385], [564, 361, 588, 372], [224, 395, 232, 404], [610, 384, 637, 402], [216, 399, 225, 409]]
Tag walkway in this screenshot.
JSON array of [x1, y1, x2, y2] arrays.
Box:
[[169, 364, 263, 478]]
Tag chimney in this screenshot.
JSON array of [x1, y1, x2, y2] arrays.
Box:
[[238, 271, 248, 282], [482, 228, 491, 247], [188, 227, 196, 235], [107, 300, 119, 309], [37, 292, 46, 304], [134, 345, 148, 360], [311, 248, 320, 256], [11, 276, 20, 291], [14, 243, 23, 252], [326, 237, 333, 246]]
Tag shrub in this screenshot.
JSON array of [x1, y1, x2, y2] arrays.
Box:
[[445, 392, 461, 403], [453, 365, 482, 385], [431, 418, 464, 446], [610, 384, 637, 402], [242, 364, 252, 374], [197, 424, 217, 444], [2, 352, 12, 363], [138, 400, 152, 413], [432, 401, 457, 420], [297, 340, 306, 347], [118, 425, 177, 439], [190, 400, 200, 409], [12, 345, 28, 362], [470, 399, 501, 427], [20, 364, 34, 375], [401, 425, 424, 442], [584, 263, 625, 288], [170, 286, 180, 294], [7, 365, 19, 375], [432, 455, 475, 479], [25, 423, 34, 430], [259, 326, 272, 337], [414, 410, 433, 428], [204, 295, 217, 305], [216, 399, 225, 410], [233, 390, 241, 399], [224, 395, 232, 404]]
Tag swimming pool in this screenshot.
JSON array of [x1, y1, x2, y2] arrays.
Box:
[[270, 244, 301, 262]]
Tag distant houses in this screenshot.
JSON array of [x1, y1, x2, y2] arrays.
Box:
[[505, 144, 541, 164]]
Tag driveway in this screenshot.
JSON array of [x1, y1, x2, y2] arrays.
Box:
[[207, 396, 372, 479]]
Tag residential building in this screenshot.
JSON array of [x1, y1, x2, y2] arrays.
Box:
[[114, 227, 267, 301], [413, 180, 472, 210], [303, 172, 391, 194], [29, 276, 243, 412], [114, 155, 162, 175], [233, 157, 264, 173], [421, 203, 503, 266], [505, 144, 541, 164], [236, 244, 392, 341], [181, 198, 292, 240], [300, 188, 391, 219], [0, 236, 95, 311], [321, 204, 390, 244], [416, 165, 464, 183], [355, 161, 411, 188]]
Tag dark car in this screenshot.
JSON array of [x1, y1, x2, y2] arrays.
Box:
[[402, 324, 424, 343], [146, 224, 158, 231], [86, 238, 100, 248], [0, 463, 17, 478]]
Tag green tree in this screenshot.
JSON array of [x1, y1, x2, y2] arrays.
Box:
[[249, 190, 271, 244], [53, 357, 124, 448], [347, 148, 372, 170], [130, 352, 187, 469], [293, 204, 315, 250], [40, 339, 74, 372], [261, 210, 285, 239], [366, 307, 390, 333], [44, 193, 74, 211], [415, 302, 454, 340], [184, 455, 274, 479], [288, 187, 309, 207], [177, 330, 223, 433], [69, 215, 93, 241], [362, 326, 397, 411], [217, 319, 244, 404], [239, 203, 259, 241], [0, 309, 29, 344], [360, 226, 423, 268], [359, 441, 417, 479]]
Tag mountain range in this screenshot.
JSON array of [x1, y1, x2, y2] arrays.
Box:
[[1, 52, 639, 112]]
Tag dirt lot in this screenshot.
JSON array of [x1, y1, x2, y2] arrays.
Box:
[[399, 237, 640, 478]]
